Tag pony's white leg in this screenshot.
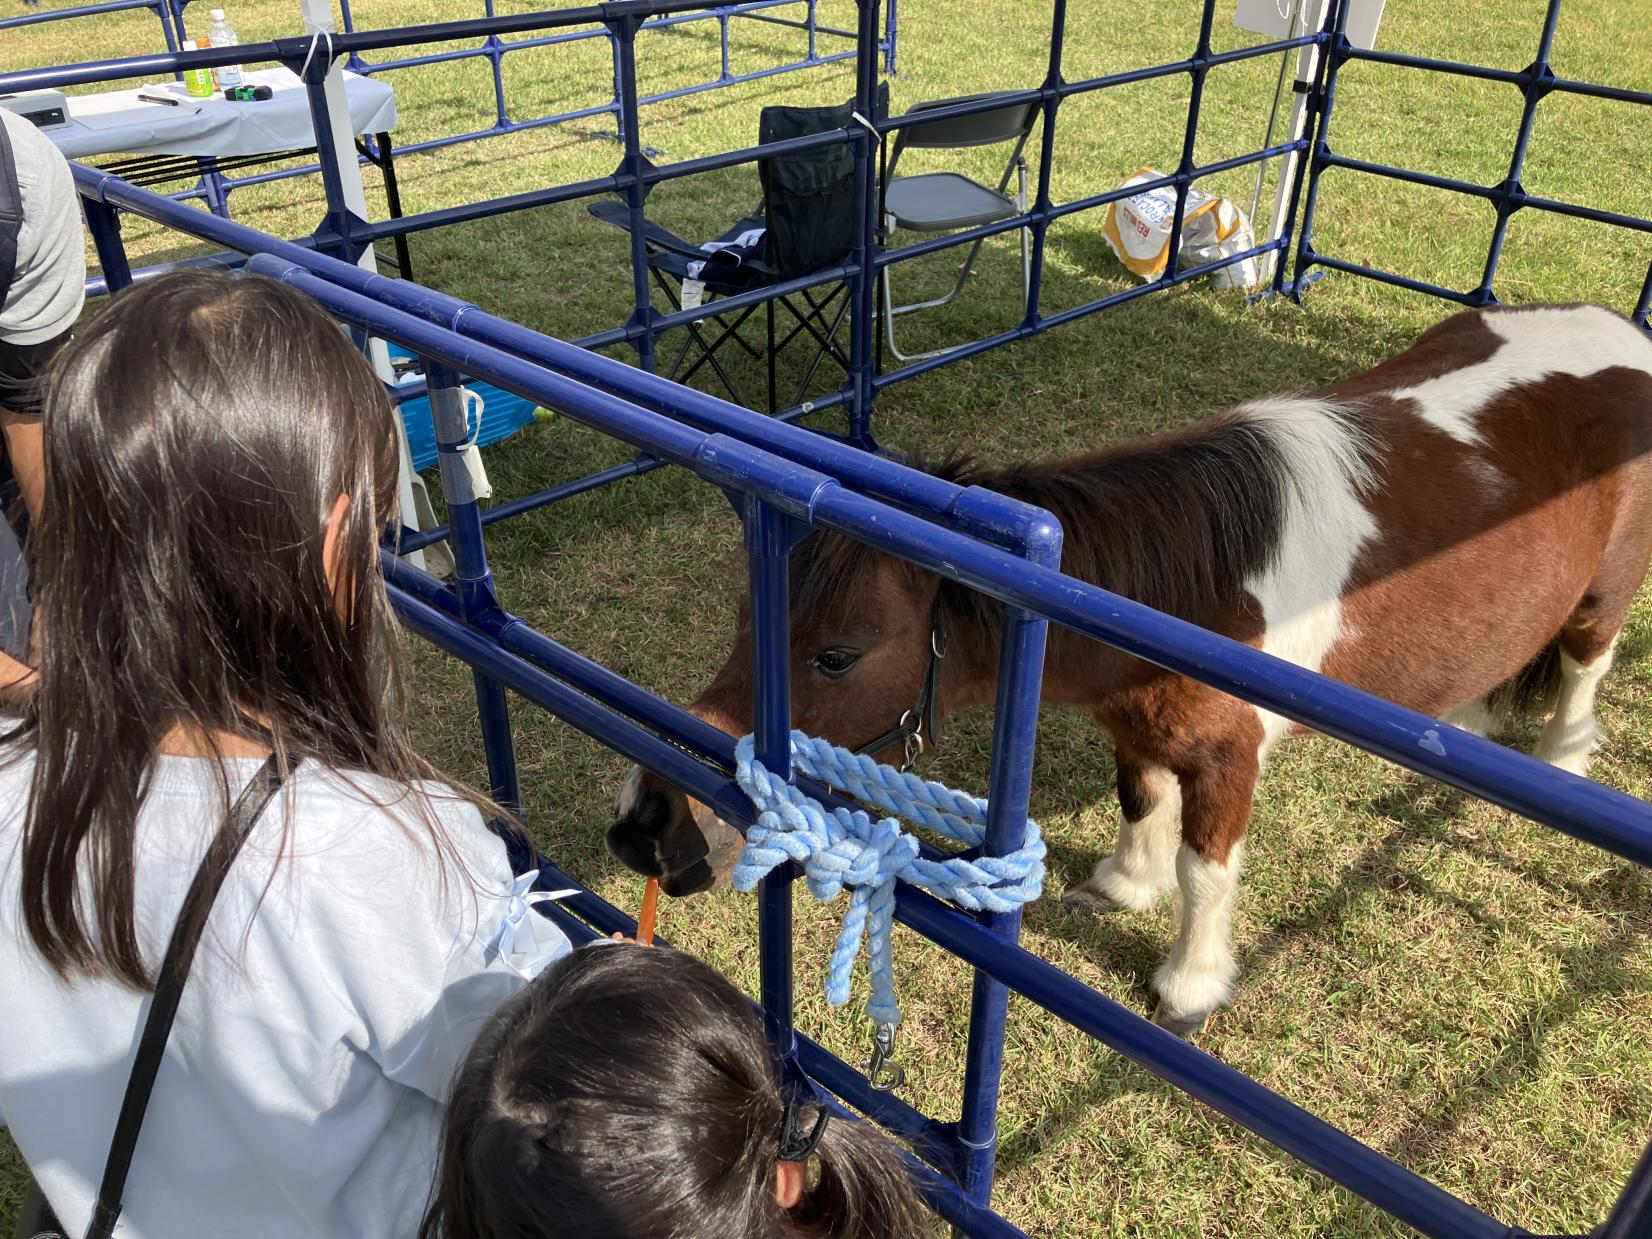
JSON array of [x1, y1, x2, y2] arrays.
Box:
[[1536, 643, 1616, 776], [1152, 842, 1244, 1036], [1443, 696, 1500, 738], [1064, 765, 1180, 914]]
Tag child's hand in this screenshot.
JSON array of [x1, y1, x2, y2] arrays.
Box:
[[609, 932, 652, 946]]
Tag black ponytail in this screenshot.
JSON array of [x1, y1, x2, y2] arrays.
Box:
[[423, 944, 933, 1239], [789, 1100, 934, 1238]]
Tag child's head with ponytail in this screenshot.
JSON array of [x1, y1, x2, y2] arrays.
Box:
[[421, 943, 933, 1239]]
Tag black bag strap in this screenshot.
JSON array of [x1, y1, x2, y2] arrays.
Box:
[[85, 754, 286, 1239], [0, 118, 21, 307]]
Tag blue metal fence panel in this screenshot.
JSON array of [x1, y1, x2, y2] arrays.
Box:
[[1285, 0, 1652, 327]]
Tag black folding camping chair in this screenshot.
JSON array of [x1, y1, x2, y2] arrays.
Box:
[[589, 88, 885, 414]]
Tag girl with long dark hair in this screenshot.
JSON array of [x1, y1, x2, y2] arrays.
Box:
[[0, 271, 570, 1238], [422, 944, 934, 1239]]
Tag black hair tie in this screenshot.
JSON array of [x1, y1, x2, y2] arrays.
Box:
[[778, 1096, 830, 1161]]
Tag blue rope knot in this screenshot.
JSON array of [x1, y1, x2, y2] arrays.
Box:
[[731, 730, 1045, 1028]]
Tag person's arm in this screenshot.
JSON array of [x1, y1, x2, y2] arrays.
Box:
[[310, 787, 574, 1103], [0, 112, 88, 522], [0, 407, 42, 520], [0, 646, 34, 707]]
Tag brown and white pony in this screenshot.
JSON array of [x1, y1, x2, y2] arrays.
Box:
[[609, 304, 1652, 1036]]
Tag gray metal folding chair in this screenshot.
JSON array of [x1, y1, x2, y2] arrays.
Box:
[[880, 91, 1040, 362]]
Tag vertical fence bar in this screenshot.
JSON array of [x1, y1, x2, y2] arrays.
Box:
[[1599, 1138, 1652, 1239], [165, 0, 188, 48], [426, 363, 523, 812], [609, 12, 657, 373], [806, 0, 818, 62], [719, 9, 732, 82], [1288, 0, 1353, 296], [846, 0, 883, 446], [954, 601, 1051, 1208], [1161, 0, 1220, 282], [746, 496, 797, 1061], [1634, 261, 1652, 331], [156, 0, 180, 53], [299, 63, 358, 261], [882, 0, 897, 75], [1472, 0, 1563, 305], [337, 0, 368, 72], [81, 197, 135, 293], [485, 0, 510, 132], [1020, 0, 1067, 329]]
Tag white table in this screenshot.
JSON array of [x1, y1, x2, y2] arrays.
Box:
[[47, 66, 396, 161], [47, 66, 411, 277]]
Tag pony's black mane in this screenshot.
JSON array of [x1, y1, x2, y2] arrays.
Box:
[[790, 412, 1297, 643]]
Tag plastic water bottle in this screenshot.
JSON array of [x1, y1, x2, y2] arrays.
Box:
[[208, 9, 244, 89]]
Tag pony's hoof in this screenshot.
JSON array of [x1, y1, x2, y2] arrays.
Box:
[[1061, 887, 1125, 917], [1151, 999, 1209, 1039]]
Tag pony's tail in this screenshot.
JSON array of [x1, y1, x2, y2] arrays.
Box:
[[790, 1106, 934, 1239]]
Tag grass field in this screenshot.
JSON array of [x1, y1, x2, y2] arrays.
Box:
[[5, 0, 1652, 1235]]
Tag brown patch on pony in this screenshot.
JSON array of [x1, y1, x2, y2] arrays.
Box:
[[1329, 310, 1504, 400], [1321, 364, 1652, 718]]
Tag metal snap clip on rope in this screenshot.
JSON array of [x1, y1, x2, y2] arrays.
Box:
[[865, 1021, 905, 1092]]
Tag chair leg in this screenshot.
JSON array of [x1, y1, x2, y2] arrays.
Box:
[[886, 238, 985, 321], [764, 285, 852, 412], [654, 268, 762, 362], [883, 261, 961, 364], [775, 286, 850, 368], [786, 288, 854, 409], [766, 298, 778, 416], [677, 303, 760, 408]]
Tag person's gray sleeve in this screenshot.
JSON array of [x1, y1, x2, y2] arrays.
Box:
[[0, 111, 86, 348]]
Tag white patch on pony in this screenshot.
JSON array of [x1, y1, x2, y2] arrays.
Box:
[[1081, 766, 1181, 910], [1154, 842, 1245, 1021], [1239, 398, 1379, 753], [1536, 643, 1616, 776], [615, 765, 644, 818], [1389, 305, 1652, 444]]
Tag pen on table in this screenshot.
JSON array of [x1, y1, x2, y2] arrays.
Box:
[[137, 91, 181, 107]]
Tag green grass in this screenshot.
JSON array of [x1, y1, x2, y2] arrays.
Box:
[[5, 0, 1652, 1235]]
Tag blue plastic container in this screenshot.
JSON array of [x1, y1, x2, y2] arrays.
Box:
[[390, 344, 539, 472]]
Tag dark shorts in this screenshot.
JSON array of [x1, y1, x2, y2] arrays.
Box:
[[0, 327, 72, 419]]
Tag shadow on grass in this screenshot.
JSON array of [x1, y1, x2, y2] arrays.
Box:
[[1000, 762, 1649, 1220]]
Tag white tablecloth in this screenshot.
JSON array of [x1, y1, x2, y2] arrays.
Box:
[[47, 67, 397, 161]]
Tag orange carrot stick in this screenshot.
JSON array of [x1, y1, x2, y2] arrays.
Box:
[[636, 877, 660, 946]]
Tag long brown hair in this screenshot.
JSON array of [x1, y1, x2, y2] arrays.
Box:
[[421, 944, 935, 1239], [15, 269, 469, 990]]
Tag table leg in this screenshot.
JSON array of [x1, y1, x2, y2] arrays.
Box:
[[373, 132, 414, 282]]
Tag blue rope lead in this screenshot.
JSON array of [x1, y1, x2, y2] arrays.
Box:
[[732, 730, 1046, 1028]]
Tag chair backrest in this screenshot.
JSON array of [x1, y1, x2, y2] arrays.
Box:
[[890, 91, 1039, 160], [758, 84, 888, 282]]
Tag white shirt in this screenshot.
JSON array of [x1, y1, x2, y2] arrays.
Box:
[[0, 109, 86, 346], [0, 748, 572, 1238]]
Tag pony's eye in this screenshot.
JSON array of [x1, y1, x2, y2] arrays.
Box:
[[810, 649, 860, 679]]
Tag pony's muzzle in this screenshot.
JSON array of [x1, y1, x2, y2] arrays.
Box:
[[608, 766, 742, 896]]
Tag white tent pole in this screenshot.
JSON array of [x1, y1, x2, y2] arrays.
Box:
[[298, 0, 441, 574], [1263, 0, 1331, 283]]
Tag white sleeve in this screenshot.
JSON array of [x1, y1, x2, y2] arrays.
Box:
[[303, 787, 574, 1103]]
